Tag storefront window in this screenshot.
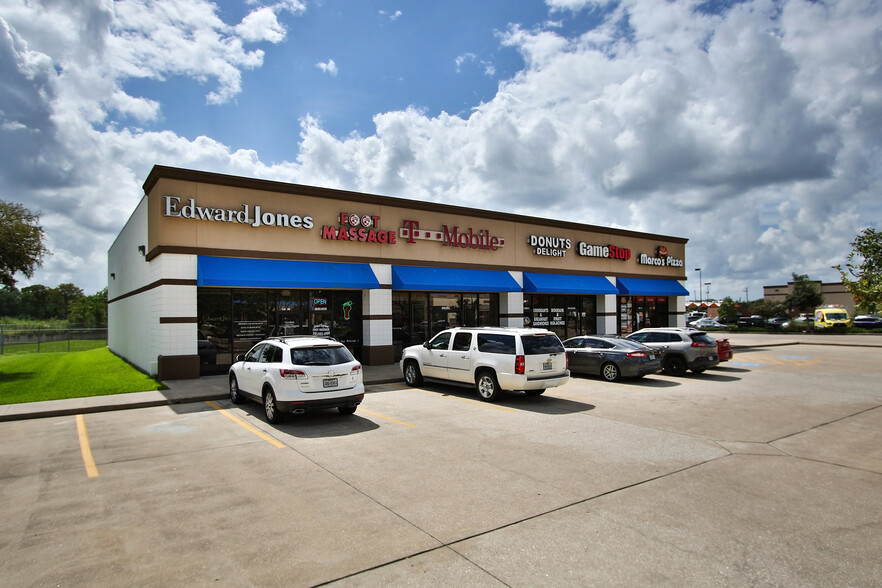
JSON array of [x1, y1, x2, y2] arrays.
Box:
[[198, 288, 365, 369], [334, 292, 361, 358], [309, 291, 332, 338], [392, 291, 499, 360], [525, 294, 597, 339], [198, 288, 232, 374], [618, 296, 669, 334], [233, 289, 270, 357], [431, 293, 461, 334], [274, 290, 306, 336], [618, 296, 634, 334], [478, 293, 497, 326]]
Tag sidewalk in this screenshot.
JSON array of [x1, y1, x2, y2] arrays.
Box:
[[0, 363, 404, 422], [1, 334, 879, 422]]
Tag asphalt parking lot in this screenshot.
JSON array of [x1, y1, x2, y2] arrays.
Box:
[[1, 340, 880, 586]]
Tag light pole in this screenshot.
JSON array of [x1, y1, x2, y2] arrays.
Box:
[[705, 282, 711, 303], [694, 268, 702, 305]]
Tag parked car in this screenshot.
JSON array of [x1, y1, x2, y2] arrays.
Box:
[[789, 316, 814, 330], [563, 335, 662, 381], [689, 317, 729, 330], [685, 312, 707, 323], [737, 315, 765, 328], [400, 327, 570, 401], [229, 336, 364, 423], [626, 327, 720, 376], [853, 315, 882, 329], [716, 338, 733, 362], [766, 317, 790, 329]]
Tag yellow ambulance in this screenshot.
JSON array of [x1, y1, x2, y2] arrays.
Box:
[[813, 306, 851, 329]]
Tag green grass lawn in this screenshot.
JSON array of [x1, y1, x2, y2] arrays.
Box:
[[0, 347, 164, 405]]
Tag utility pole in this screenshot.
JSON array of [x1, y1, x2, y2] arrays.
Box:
[[694, 268, 702, 305], [704, 283, 711, 303]]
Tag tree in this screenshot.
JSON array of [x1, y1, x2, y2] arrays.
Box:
[[784, 273, 824, 314], [19, 285, 53, 320], [0, 200, 50, 288], [835, 227, 882, 315], [52, 283, 84, 319], [717, 297, 739, 323], [751, 298, 787, 319], [68, 288, 107, 327], [0, 286, 21, 318]]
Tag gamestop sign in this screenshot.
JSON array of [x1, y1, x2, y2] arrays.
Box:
[[577, 242, 631, 261]]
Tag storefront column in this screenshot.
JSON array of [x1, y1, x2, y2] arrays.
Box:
[[362, 264, 393, 365], [671, 292, 687, 327], [499, 291, 525, 328], [596, 290, 618, 335]]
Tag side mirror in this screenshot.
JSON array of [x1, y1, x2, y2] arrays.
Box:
[[236, 354, 245, 362]]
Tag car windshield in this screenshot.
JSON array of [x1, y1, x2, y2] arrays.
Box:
[[290, 346, 354, 366], [826, 312, 848, 320], [522, 334, 564, 355]]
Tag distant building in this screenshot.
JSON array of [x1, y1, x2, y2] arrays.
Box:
[[764, 281, 854, 315]]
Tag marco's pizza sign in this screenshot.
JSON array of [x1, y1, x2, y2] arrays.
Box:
[[638, 245, 683, 267]]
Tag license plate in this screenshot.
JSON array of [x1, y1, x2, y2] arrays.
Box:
[[323, 378, 338, 388], [543, 360, 552, 370]]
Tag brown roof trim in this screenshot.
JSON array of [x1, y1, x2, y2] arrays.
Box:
[[143, 165, 688, 244]]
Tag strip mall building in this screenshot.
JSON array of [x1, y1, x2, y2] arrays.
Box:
[[109, 166, 690, 379]]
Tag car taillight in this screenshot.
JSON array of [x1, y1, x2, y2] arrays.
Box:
[[515, 355, 525, 375], [692, 342, 711, 347], [351, 364, 362, 376], [565, 353, 569, 370], [627, 352, 647, 358], [280, 369, 308, 380]]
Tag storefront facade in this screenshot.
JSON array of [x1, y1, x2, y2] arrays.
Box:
[[108, 166, 689, 379]]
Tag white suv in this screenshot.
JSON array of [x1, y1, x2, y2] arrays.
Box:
[[400, 327, 570, 401], [229, 337, 364, 423]]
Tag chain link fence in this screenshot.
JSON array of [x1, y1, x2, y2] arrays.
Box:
[[0, 326, 107, 355]]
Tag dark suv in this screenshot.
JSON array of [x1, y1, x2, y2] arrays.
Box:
[[626, 328, 720, 376]]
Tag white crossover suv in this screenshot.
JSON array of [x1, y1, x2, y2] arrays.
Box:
[[229, 336, 364, 423], [400, 327, 570, 401]]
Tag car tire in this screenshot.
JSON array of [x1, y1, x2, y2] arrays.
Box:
[[229, 375, 246, 404], [403, 360, 424, 387], [263, 388, 284, 424], [524, 389, 545, 397], [338, 405, 357, 415], [601, 362, 621, 382], [475, 370, 500, 402], [663, 356, 687, 376]]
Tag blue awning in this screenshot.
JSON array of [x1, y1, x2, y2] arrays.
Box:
[[197, 256, 380, 289], [523, 273, 618, 295], [617, 277, 689, 296], [392, 266, 521, 292]]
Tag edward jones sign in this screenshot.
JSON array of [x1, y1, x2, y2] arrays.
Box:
[[163, 196, 314, 229]]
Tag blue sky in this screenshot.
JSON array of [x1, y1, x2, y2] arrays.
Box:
[[125, 1, 594, 162], [1, 0, 881, 300]]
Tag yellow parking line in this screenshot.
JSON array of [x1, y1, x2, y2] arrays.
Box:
[[206, 401, 286, 448], [359, 408, 416, 428], [75, 415, 99, 478], [416, 389, 517, 412]]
